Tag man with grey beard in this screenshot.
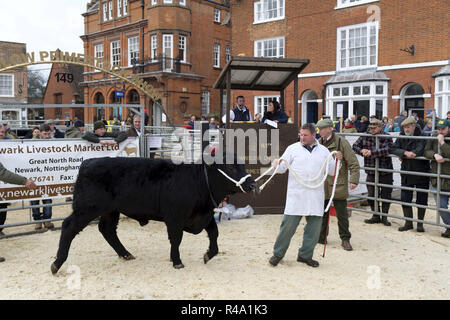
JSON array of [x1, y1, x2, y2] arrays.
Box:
[[392, 117, 430, 232]]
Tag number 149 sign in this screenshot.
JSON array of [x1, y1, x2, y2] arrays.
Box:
[[55, 72, 74, 83]]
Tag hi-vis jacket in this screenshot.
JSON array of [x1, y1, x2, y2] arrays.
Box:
[[275, 141, 338, 216]]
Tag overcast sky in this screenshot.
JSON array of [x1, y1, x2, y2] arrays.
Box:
[[0, 0, 91, 75]]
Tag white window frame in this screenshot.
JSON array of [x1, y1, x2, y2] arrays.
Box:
[[103, 3, 108, 21], [151, 35, 158, 61], [163, 0, 172, 3], [123, 0, 128, 15], [178, 35, 186, 63], [201, 91, 210, 115], [435, 76, 450, 119], [163, 34, 173, 71], [254, 0, 285, 24], [337, 21, 379, 71], [0, 74, 14, 97], [151, 0, 157, 4], [111, 40, 121, 66], [179, 0, 186, 5], [117, 0, 122, 17], [94, 43, 104, 68], [213, 43, 220, 68], [128, 36, 139, 66], [225, 46, 231, 63], [214, 8, 220, 23], [326, 82, 388, 120], [254, 95, 280, 117], [254, 37, 285, 58], [108, 1, 113, 20], [335, 0, 380, 10]]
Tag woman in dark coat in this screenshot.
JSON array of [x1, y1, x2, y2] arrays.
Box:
[[262, 100, 289, 124]]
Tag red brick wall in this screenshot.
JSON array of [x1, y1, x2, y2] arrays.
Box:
[[230, 0, 450, 123], [43, 64, 84, 123], [82, 0, 231, 125]]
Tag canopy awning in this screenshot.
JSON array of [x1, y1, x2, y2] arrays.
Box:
[[213, 56, 310, 91], [325, 71, 390, 85]]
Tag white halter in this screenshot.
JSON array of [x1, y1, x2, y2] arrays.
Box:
[[216, 169, 252, 193]]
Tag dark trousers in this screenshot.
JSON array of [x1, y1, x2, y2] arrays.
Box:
[[30, 199, 52, 221], [0, 203, 8, 232], [401, 182, 429, 207], [320, 199, 351, 242], [366, 173, 393, 213]]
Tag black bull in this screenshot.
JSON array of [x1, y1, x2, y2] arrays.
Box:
[[51, 156, 257, 274]]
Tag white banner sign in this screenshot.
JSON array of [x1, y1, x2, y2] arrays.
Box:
[[0, 138, 139, 203]]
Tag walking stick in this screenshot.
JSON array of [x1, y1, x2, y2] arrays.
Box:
[[323, 137, 341, 258]]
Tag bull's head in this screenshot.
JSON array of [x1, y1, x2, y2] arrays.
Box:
[[207, 147, 258, 194]]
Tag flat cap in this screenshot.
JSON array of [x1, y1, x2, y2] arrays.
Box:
[[436, 119, 450, 128], [45, 119, 55, 124], [401, 116, 416, 127], [316, 119, 334, 129], [368, 119, 383, 127]]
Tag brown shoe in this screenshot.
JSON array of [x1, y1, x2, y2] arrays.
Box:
[[341, 240, 353, 251], [44, 222, 54, 229], [34, 222, 43, 230]]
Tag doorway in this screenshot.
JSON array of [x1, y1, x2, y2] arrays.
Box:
[[306, 102, 318, 124]]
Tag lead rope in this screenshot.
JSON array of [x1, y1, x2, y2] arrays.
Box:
[[255, 151, 341, 212], [216, 169, 252, 193], [214, 151, 341, 212]]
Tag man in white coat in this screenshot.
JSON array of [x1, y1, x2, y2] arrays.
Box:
[[269, 123, 342, 268]]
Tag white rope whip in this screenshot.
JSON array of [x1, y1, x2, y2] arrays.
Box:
[[215, 151, 341, 212], [256, 151, 341, 212]]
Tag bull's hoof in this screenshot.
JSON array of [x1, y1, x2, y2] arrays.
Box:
[[121, 254, 136, 260], [50, 262, 59, 275], [173, 263, 185, 269], [203, 250, 218, 264]]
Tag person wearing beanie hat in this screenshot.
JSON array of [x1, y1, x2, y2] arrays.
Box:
[[82, 120, 128, 146], [74, 120, 85, 128], [65, 120, 86, 139], [424, 118, 450, 238], [94, 121, 105, 131], [392, 116, 430, 232]]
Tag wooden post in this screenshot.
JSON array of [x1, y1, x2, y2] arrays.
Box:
[[340, 117, 343, 133]]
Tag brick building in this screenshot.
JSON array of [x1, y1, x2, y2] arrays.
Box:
[[230, 0, 450, 124], [0, 41, 28, 126], [81, 0, 231, 125], [42, 62, 85, 123]]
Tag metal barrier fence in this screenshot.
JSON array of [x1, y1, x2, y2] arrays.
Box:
[[0, 125, 203, 236], [1, 126, 449, 237], [338, 132, 450, 230]]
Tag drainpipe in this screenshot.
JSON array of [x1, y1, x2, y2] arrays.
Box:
[[140, 0, 145, 74], [321, 84, 327, 118]]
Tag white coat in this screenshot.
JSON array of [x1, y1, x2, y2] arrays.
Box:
[[276, 141, 338, 216]]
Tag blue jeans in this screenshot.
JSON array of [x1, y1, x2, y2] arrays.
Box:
[[431, 187, 450, 227], [30, 199, 52, 221]]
